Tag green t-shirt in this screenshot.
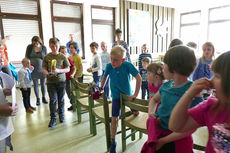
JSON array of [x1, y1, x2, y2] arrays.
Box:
[[42, 52, 70, 83]]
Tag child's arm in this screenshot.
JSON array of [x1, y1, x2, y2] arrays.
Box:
[[156, 131, 194, 150], [75, 64, 82, 78], [42, 67, 49, 75], [148, 92, 161, 117], [18, 70, 27, 90], [54, 67, 70, 74], [169, 78, 211, 132], [100, 75, 107, 90], [129, 73, 141, 101], [70, 65, 76, 78]]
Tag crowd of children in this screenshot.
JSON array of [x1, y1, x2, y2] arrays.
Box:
[[1, 31, 230, 153]]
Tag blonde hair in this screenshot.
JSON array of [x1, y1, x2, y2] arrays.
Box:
[[110, 45, 125, 59], [201, 42, 215, 64], [22, 57, 30, 64], [142, 57, 151, 64], [147, 63, 164, 80]]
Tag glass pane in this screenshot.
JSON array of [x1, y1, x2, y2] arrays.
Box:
[[0, 0, 37, 15], [180, 25, 201, 55], [54, 22, 82, 56], [181, 12, 201, 24], [2, 19, 39, 61], [209, 21, 230, 56], [92, 8, 113, 20], [210, 6, 230, 21], [53, 3, 81, 18], [92, 24, 113, 51]]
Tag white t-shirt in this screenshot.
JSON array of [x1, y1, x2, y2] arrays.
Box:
[[0, 87, 14, 141], [90, 54, 102, 76]]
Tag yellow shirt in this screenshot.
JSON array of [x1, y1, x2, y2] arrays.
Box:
[[69, 54, 83, 77]]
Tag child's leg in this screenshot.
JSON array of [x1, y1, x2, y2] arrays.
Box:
[[141, 83, 146, 99], [57, 82, 66, 121], [40, 78, 47, 103], [93, 72, 100, 86], [0, 139, 6, 153], [47, 84, 58, 119], [20, 88, 30, 110], [27, 88, 31, 107], [146, 85, 150, 99]]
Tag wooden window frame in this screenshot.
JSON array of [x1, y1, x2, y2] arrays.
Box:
[[0, 0, 43, 41], [50, 0, 85, 59], [91, 5, 115, 42]]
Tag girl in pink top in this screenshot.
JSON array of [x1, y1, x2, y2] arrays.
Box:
[[169, 51, 230, 153]]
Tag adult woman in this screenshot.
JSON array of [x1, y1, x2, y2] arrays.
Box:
[[112, 28, 131, 62], [25, 36, 47, 105]]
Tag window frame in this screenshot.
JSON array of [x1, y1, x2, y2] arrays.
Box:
[[91, 5, 115, 42], [50, 0, 85, 58], [0, 0, 43, 41]]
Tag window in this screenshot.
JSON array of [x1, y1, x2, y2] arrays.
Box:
[[0, 0, 42, 62], [208, 5, 230, 55], [51, 0, 84, 58], [180, 11, 201, 53], [91, 6, 115, 51]]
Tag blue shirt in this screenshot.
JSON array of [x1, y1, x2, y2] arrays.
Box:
[[139, 68, 147, 83], [192, 58, 213, 81], [156, 80, 193, 129], [66, 41, 80, 55], [104, 61, 139, 99]]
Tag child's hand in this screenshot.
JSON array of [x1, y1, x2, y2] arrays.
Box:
[[128, 95, 137, 101], [148, 112, 156, 118], [187, 78, 212, 98], [29, 65, 34, 71], [156, 138, 166, 151], [0, 103, 18, 116], [23, 88, 27, 91], [3, 88, 11, 96]]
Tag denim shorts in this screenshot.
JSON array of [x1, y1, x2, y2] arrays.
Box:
[[112, 99, 121, 117]]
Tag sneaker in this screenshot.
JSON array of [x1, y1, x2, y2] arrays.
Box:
[[26, 108, 33, 114], [59, 116, 65, 123], [30, 106, 36, 111], [48, 119, 57, 128], [110, 141, 117, 153], [42, 97, 48, 104], [68, 106, 73, 111], [36, 98, 40, 106]]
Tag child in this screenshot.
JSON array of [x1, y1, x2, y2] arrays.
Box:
[[138, 44, 152, 70], [147, 63, 164, 99], [140, 57, 150, 99], [192, 42, 214, 81], [59, 46, 76, 111], [100, 45, 141, 153], [68, 42, 83, 83], [100, 41, 110, 99], [169, 50, 230, 153], [0, 86, 18, 153], [168, 38, 183, 49], [18, 58, 36, 113], [42, 38, 70, 128], [87, 42, 102, 86], [141, 45, 197, 153]]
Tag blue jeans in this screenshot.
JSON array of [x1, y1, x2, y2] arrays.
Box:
[[47, 82, 66, 119], [141, 82, 149, 99], [20, 88, 31, 109], [93, 72, 100, 86]]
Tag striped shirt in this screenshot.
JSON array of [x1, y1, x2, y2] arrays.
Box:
[[138, 53, 152, 70]]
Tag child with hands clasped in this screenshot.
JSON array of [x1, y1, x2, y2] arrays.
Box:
[[100, 45, 141, 153], [169, 51, 230, 153], [42, 38, 70, 128], [142, 45, 198, 153], [18, 58, 36, 113]]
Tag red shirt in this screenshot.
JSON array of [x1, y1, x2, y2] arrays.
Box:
[[66, 58, 75, 81]]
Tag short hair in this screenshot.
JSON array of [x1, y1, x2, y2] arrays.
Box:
[[115, 28, 122, 34], [110, 45, 125, 59], [164, 45, 196, 76], [49, 37, 60, 45], [69, 42, 78, 50], [187, 42, 197, 49], [22, 57, 30, 64], [32, 36, 43, 45], [90, 42, 99, 49], [147, 63, 164, 80], [59, 45, 66, 52], [212, 51, 230, 99], [168, 38, 183, 49], [142, 57, 151, 64]]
